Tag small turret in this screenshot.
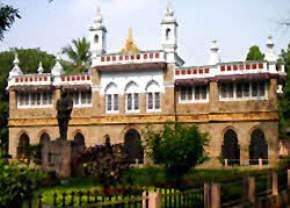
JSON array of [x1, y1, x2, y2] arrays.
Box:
[[265, 36, 277, 62], [37, 61, 44, 74], [209, 40, 221, 65], [9, 52, 23, 79], [51, 55, 64, 76], [161, 1, 178, 53], [89, 6, 107, 59]]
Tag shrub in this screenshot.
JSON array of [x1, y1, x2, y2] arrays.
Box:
[[0, 153, 45, 207], [144, 122, 208, 180], [80, 136, 129, 187]]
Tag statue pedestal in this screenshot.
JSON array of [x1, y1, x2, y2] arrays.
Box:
[[42, 139, 72, 178]]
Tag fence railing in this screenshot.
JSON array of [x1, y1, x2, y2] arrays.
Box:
[[28, 190, 149, 208], [25, 168, 290, 208], [156, 187, 204, 208]]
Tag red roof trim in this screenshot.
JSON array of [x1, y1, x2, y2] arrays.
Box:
[[94, 63, 167, 71]]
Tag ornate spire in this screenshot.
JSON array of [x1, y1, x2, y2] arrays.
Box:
[[9, 52, 23, 79], [51, 54, 64, 76], [162, 0, 176, 24], [265, 36, 277, 62], [120, 28, 140, 54], [37, 61, 44, 74], [90, 5, 104, 30], [209, 40, 221, 65]]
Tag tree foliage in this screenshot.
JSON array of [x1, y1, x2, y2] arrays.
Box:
[[0, 3, 20, 40], [62, 37, 91, 73], [144, 122, 208, 179], [279, 44, 290, 138], [246, 45, 265, 61], [80, 137, 129, 187]]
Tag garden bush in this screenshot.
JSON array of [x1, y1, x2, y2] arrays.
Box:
[[144, 122, 208, 180], [0, 153, 45, 207]]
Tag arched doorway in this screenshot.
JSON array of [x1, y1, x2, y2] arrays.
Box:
[[39, 133, 50, 145], [17, 133, 30, 159], [222, 129, 240, 165], [73, 132, 85, 152], [124, 129, 144, 164], [249, 129, 268, 165]]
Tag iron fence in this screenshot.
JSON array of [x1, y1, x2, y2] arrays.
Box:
[[27, 190, 149, 208], [156, 187, 204, 208]]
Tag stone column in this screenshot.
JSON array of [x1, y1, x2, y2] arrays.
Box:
[[119, 95, 125, 114], [140, 93, 146, 114], [267, 122, 279, 167], [239, 126, 249, 166], [209, 81, 219, 113], [268, 78, 278, 110], [9, 90, 17, 117]]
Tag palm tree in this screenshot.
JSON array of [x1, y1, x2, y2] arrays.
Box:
[[62, 37, 91, 72]]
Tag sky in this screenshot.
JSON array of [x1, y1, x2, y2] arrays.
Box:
[[1, 0, 290, 66]]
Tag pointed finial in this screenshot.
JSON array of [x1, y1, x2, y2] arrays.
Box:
[[9, 52, 23, 79], [165, 0, 174, 16], [120, 28, 140, 54], [37, 61, 44, 74], [95, 5, 103, 24], [162, 0, 176, 24], [266, 36, 274, 48], [13, 52, 20, 65], [209, 40, 221, 65], [265, 35, 277, 62], [51, 54, 64, 76], [210, 40, 219, 51]]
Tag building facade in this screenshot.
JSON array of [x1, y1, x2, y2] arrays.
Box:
[[7, 4, 286, 167]]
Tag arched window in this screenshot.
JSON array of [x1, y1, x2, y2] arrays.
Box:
[[17, 133, 30, 159], [146, 81, 161, 111], [165, 28, 171, 41], [105, 83, 119, 113], [74, 132, 85, 147], [95, 34, 99, 43], [222, 129, 240, 165], [124, 129, 143, 164], [125, 82, 140, 112], [249, 129, 268, 165], [39, 132, 50, 145]]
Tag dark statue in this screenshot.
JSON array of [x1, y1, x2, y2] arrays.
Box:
[[56, 91, 73, 140]]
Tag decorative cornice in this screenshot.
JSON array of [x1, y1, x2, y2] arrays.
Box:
[[8, 112, 278, 127]]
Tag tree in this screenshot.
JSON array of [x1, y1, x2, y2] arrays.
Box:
[[279, 44, 290, 139], [0, 48, 56, 152], [144, 122, 208, 180], [0, 3, 20, 40], [62, 37, 91, 73], [246, 45, 265, 61]]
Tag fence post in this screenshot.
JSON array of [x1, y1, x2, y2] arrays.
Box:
[[210, 183, 220, 208], [147, 192, 160, 208], [272, 172, 278, 196], [258, 158, 263, 169], [247, 176, 256, 205], [224, 159, 228, 168], [142, 191, 149, 208], [204, 183, 210, 208], [287, 169, 290, 188]]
